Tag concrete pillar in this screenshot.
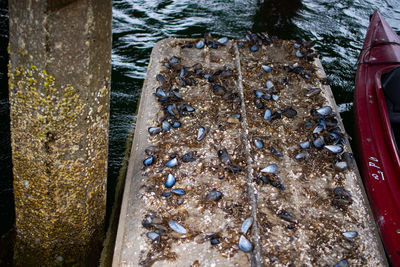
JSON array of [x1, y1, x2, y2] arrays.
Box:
[[8, 1, 112, 265]]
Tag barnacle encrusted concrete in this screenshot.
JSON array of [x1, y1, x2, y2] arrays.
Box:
[[8, 1, 111, 266], [113, 38, 387, 266]]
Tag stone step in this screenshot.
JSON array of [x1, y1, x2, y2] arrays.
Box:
[[113, 37, 387, 267]]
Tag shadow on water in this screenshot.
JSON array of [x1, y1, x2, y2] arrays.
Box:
[[253, 0, 304, 40]]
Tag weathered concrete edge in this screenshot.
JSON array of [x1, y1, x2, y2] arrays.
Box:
[[314, 59, 388, 265], [112, 38, 177, 266]]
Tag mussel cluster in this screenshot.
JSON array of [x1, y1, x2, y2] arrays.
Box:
[[136, 32, 373, 266], [296, 105, 353, 174]]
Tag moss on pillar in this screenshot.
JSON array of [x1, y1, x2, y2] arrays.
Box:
[[8, 1, 111, 265]]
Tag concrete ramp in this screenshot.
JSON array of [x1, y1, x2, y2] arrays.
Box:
[[113, 37, 387, 266]]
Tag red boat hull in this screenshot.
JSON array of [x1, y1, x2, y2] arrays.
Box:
[[354, 11, 400, 266]]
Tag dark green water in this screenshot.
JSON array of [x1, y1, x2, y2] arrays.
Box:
[[0, 0, 12, 237], [1, 0, 400, 245]]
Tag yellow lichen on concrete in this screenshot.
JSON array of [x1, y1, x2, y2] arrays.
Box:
[[9, 55, 108, 266]]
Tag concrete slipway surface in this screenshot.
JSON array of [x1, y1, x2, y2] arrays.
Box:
[[112, 36, 387, 267]]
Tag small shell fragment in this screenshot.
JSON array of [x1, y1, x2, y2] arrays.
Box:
[[238, 235, 253, 252], [333, 259, 350, 267], [218, 148, 232, 165], [313, 136, 324, 148], [142, 215, 162, 228], [171, 188, 186, 195], [295, 152, 309, 160], [165, 174, 176, 188], [241, 217, 254, 234], [282, 107, 297, 118], [254, 98, 264, 109], [325, 145, 344, 154], [313, 124, 324, 133], [306, 88, 321, 97], [266, 80, 274, 90], [197, 126, 206, 141], [334, 187, 352, 198], [148, 126, 162, 136], [172, 121, 181, 128], [254, 138, 264, 149], [316, 106, 332, 116], [146, 231, 160, 242], [195, 40, 205, 49], [262, 65, 272, 72], [334, 161, 348, 172], [169, 56, 179, 64], [168, 221, 187, 234], [155, 87, 167, 98], [166, 157, 178, 168], [261, 164, 278, 174], [300, 141, 310, 149], [250, 44, 259, 52], [210, 237, 220, 245], [262, 93, 271, 100], [206, 189, 223, 201], [181, 152, 196, 162], [264, 108, 272, 121], [342, 231, 358, 241], [277, 209, 297, 223], [270, 146, 283, 158], [254, 90, 264, 98], [143, 156, 154, 166], [217, 37, 228, 45], [295, 50, 304, 58], [162, 121, 171, 131]]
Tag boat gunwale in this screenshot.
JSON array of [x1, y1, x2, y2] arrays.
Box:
[[354, 10, 400, 265]]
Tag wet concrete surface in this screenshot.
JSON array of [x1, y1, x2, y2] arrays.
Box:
[[113, 37, 387, 267]]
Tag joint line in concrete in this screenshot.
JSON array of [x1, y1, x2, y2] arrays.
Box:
[[234, 44, 264, 267]]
